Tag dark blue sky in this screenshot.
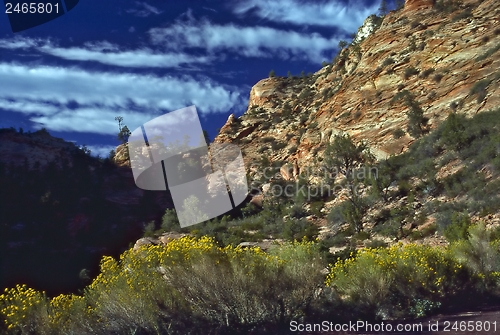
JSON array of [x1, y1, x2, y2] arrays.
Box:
[[0, 0, 382, 157]]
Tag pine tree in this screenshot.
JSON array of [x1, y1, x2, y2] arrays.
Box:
[[115, 116, 131, 144]]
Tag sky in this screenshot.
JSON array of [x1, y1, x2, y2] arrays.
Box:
[[0, 0, 382, 158]]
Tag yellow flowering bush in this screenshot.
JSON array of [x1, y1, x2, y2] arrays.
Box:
[[0, 284, 49, 334], [1, 236, 327, 334], [2, 230, 499, 333], [325, 243, 469, 318]]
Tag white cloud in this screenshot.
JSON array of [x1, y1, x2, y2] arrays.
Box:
[[0, 63, 243, 135], [129, 26, 136, 33], [231, 0, 378, 32], [85, 144, 117, 158], [141, 2, 162, 15], [0, 98, 60, 115], [127, 1, 163, 17], [38, 44, 214, 68], [149, 19, 341, 63], [0, 37, 214, 68], [0, 36, 39, 49]]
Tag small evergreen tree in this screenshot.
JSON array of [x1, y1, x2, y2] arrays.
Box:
[[269, 69, 276, 77], [440, 112, 468, 151], [115, 116, 131, 144], [324, 133, 373, 178], [405, 96, 426, 138]]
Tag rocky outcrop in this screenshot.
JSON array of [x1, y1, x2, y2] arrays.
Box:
[[114, 143, 131, 167], [0, 128, 78, 168], [404, 0, 435, 12], [214, 0, 500, 184], [133, 232, 189, 251]]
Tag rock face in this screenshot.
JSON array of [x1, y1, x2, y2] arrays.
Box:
[[214, 0, 500, 184], [404, 0, 435, 12], [114, 143, 131, 167], [0, 128, 78, 168]]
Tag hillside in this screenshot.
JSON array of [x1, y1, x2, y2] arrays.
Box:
[[208, 0, 500, 248], [0, 128, 172, 295], [216, 0, 500, 164], [2, 0, 500, 333]]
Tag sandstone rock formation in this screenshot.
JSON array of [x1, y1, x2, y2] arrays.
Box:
[[0, 128, 78, 168], [214, 0, 500, 187]]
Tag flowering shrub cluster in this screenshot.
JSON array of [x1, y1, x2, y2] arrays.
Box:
[[1, 236, 326, 334], [2, 227, 500, 334], [325, 243, 470, 318]]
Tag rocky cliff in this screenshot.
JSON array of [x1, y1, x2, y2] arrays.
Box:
[[0, 128, 77, 168], [215, 0, 500, 182]]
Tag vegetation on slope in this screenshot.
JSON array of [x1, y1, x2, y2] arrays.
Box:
[[2, 224, 500, 334]]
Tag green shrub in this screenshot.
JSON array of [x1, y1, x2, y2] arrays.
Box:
[[443, 212, 471, 242], [408, 224, 437, 241], [161, 208, 182, 232], [257, 146, 269, 154], [433, 73, 443, 83], [404, 67, 419, 79], [299, 114, 308, 124], [451, 9, 472, 22], [271, 141, 287, 150], [392, 128, 406, 139], [308, 121, 319, 129], [141, 221, 157, 237], [287, 145, 298, 154], [408, 36, 417, 51], [298, 87, 313, 100], [469, 79, 490, 103], [326, 243, 470, 319], [434, 0, 462, 13], [410, 20, 421, 29], [260, 121, 271, 130], [450, 223, 500, 290], [419, 68, 435, 78], [382, 57, 395, 67], [354, 231, 371, 241], [364, 239, 388, 248], [440, 112, 468, 151], [310, 201, 324, 216], [282, 218, 319, 241]]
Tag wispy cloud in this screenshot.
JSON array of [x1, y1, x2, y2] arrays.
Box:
[[148, 18, 341, 63], [127, 1, 163, 17], [0, 37, 214, 68], [231, 0, 378, 32], [85, 144, 117, 158], [0, 63, 243, 135]]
